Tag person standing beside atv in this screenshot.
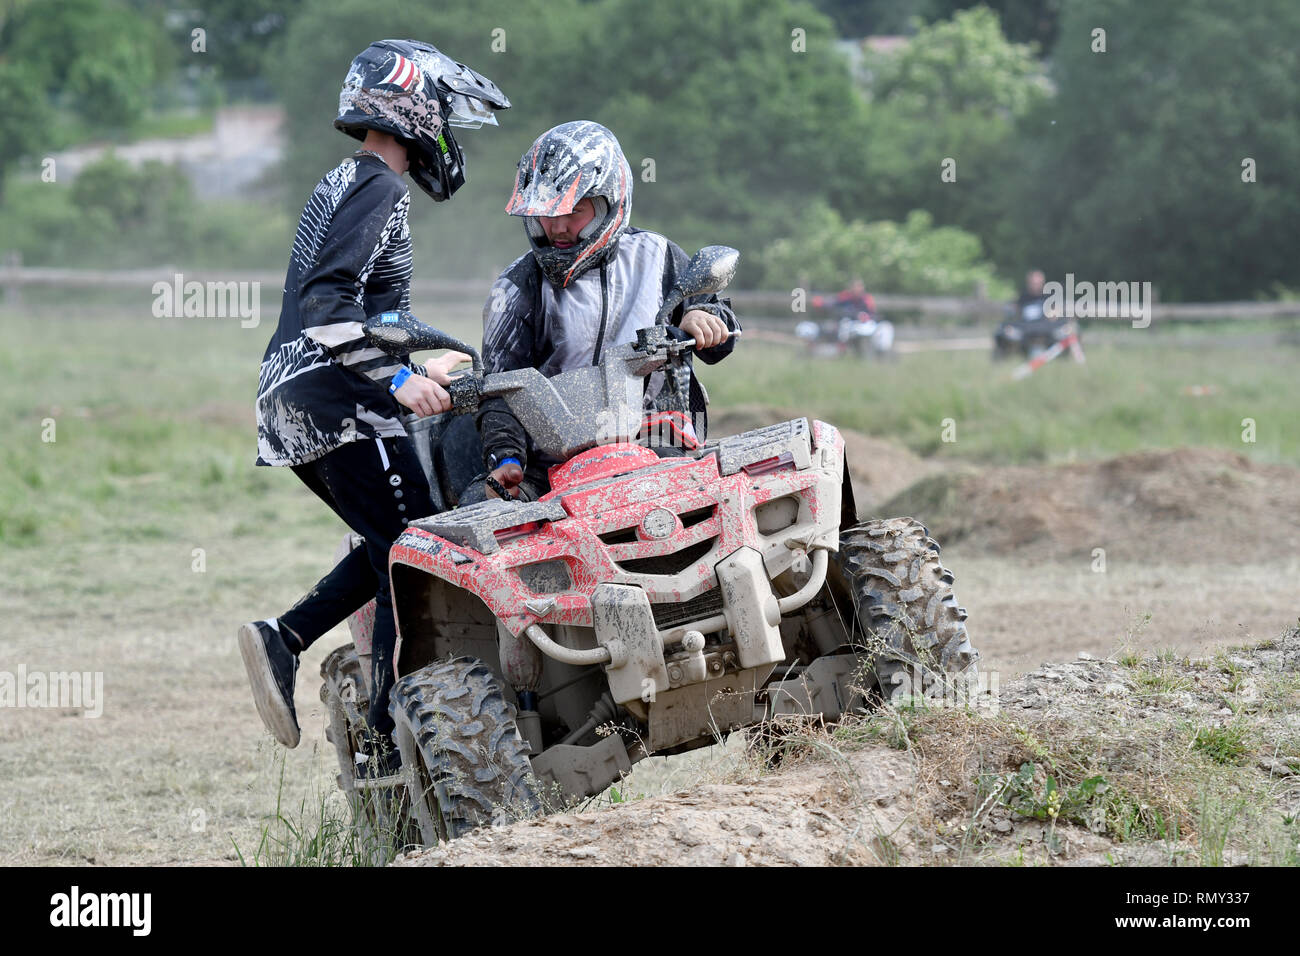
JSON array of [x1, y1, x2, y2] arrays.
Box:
[[466, 121, 739, 503], [237, 39, 508, 772]]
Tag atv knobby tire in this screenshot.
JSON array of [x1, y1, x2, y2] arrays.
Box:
[[389, 657, 541, 844], [320, 644, 417, 859], [834, 516, 978, 702], [321, 643, 370, 779]]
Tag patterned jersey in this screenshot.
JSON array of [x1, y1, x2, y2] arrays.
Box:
[[255, 154, 423, 466]]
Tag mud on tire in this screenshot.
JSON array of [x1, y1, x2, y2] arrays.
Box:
[[320, 644, 417, 858], [389, 657, 542, 844], [834, 516, 979, 703]]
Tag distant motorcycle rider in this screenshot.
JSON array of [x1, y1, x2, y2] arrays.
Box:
[[466, 120, 739, 503], [236, 39, 508, 773]]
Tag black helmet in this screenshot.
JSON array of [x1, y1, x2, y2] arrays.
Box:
[[505, 121, 632, 287], [335, 39, 509, 202]]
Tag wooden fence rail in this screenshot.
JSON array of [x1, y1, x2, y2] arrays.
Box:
[[3, 263, 1298, 322]]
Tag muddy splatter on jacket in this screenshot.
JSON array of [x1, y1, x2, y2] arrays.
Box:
[[477, 228, 739, 471], [255, 154, 426, 466]]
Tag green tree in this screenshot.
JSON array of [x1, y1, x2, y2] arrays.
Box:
[[576, 0, 867, 275], [128, 0, 307, 88], [1006, 0, 1300, 299], [2, 0, 164, 130], [854, 6, 1048, 255], [921, 0, 1060, 48], [0, 62, 50, 202], [761, 204, 1011, 296], [811, 0, 1059, 47], [0, 0, 167, 195]]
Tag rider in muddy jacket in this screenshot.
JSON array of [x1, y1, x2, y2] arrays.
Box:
[[469, 121, 739, 502]]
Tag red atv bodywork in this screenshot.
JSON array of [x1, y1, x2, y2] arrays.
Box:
[[384, 421, 845, 666]]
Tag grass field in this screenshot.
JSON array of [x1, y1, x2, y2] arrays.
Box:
[[4, 303, 1296, 550], [1, 299, 1297, 864], [711, 330, 1298, 466]]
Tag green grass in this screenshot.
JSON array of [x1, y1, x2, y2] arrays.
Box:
[[1191, 723, 1251, 765], [703, 335, 1300, 466], [4, 303, 1296, 583], [131, 110, 218, 142]]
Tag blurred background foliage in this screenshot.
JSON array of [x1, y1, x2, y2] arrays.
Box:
[[0, 0, 1296, 299]]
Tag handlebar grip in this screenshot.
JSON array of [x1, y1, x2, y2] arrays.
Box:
[[674, 328, 742, 352], [447, 373, 483, 415]]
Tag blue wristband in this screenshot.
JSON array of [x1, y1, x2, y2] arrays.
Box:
[[389, 367, 413, 394], [498, 457, 521, 469]]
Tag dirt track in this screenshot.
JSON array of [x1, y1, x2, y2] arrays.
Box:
[[714, 407, 1300, 675], [397, 630, 1300, 867], [3, 411, 1295, 865], [391, 426, 1300, 867]]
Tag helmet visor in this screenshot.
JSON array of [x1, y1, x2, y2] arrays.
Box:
[[443, 90, 500, 129]]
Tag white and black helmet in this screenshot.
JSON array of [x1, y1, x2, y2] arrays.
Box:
[[505, 121, 632, 287], [335, 39, 509, 201]]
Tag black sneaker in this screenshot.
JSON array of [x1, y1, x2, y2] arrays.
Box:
[[355, 734, 403, 780], [237, 620, 301, 748]]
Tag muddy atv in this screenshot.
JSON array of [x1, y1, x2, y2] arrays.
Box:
[[320, 246, 979, 847]]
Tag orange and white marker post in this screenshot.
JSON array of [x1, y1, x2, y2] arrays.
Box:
[[1011, 327, 1086, 380]]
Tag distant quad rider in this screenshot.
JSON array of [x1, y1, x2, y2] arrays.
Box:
[[802, 277, 893, 357], [811, 277, 877, 320], [994, 268, 1064, 358], [236, 39, 508, 776], [464, 120, 740, 504]]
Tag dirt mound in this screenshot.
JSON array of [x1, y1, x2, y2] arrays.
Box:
[[710, 404, 937, 509], [881, 447, 1300, 563], [397, 748, 915, 867], [395, 628, 1300, 867]]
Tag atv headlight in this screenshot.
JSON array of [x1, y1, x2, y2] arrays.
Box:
[[754, 494, 801, 535], [516, 560, 572, 594]]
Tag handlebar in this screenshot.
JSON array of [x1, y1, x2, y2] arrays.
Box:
[[371, 245, 741, 435]]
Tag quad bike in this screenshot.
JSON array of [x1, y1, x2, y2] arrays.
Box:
[[993, 297, 1085, 376], [319, 246, 978, 847], [795, 301, 895, 359]]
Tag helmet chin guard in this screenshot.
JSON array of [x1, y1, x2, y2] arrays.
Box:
[[505, 121, 632, 287]]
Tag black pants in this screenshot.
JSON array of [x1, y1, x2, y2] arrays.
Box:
[[278, 435, 434, 738]]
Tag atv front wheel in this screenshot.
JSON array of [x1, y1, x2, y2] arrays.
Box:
[[834, 516, 979, 703], [389, 657, 542, 844]]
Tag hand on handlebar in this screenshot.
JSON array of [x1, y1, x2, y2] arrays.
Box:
[[679, 309, 730, 350], [486, 461, 524, 499], [424, 350, 473, 385], [394, 375, 452, 418]]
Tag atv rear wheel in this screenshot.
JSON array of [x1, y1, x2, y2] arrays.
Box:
[[320, 644, 418, 859], [834, 516, 979, 702], [389, 657, 542, 844]]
